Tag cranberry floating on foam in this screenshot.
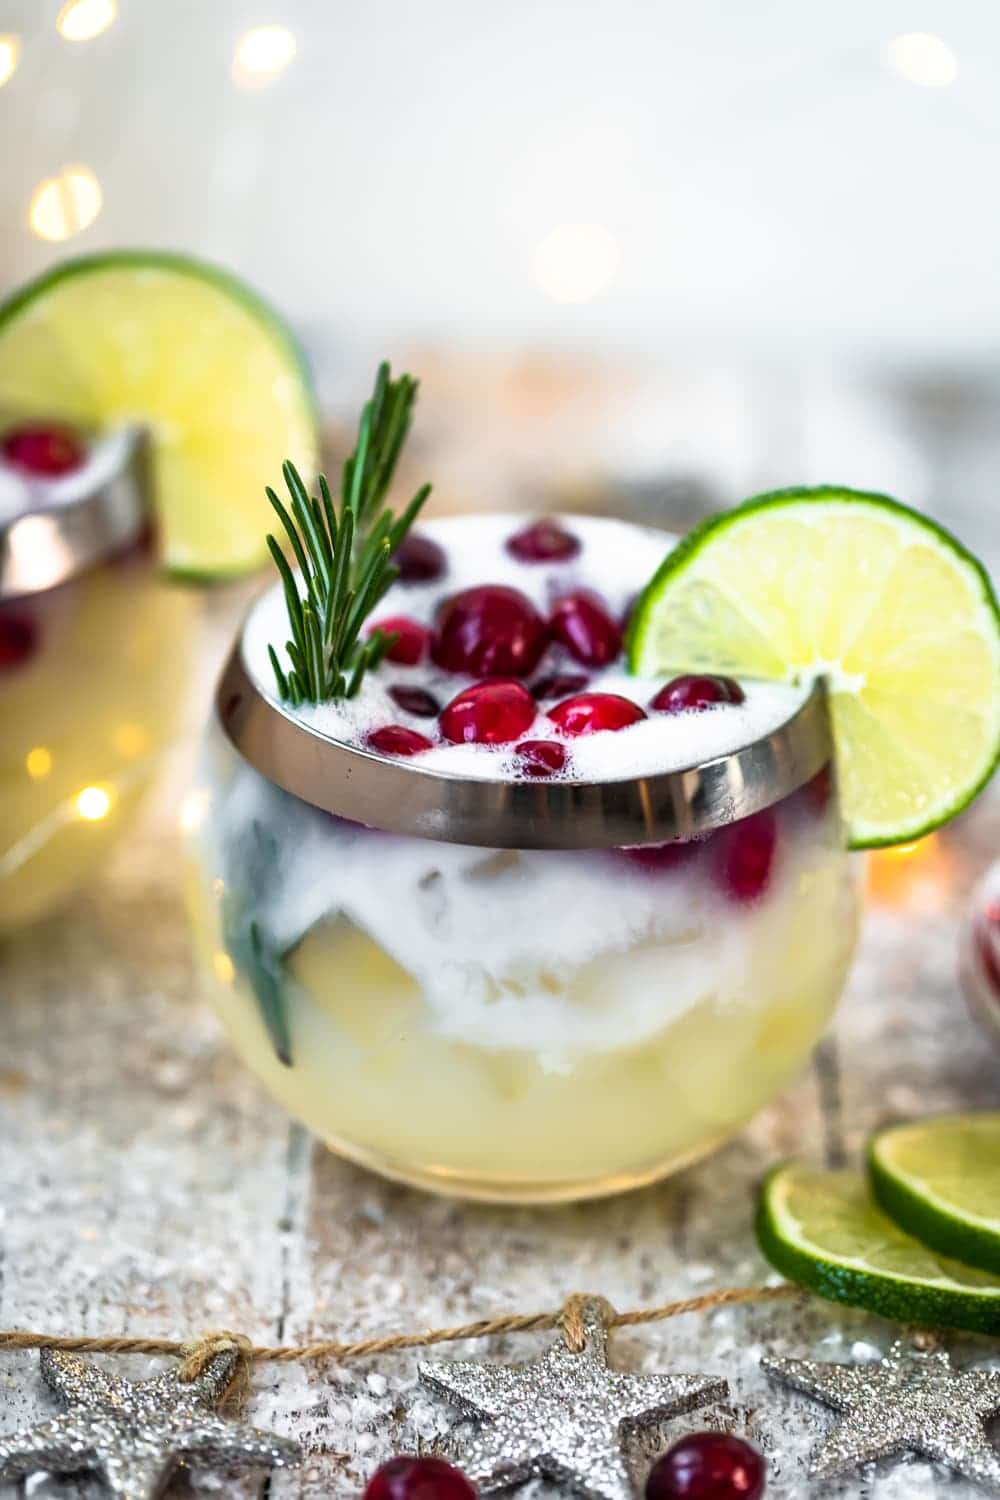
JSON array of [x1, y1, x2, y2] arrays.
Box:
[[372, 615, 429, 666], [548, 692, 646, 736], [432, 584, 548, 678], [367, 724, 434, 757], [389, 684, 440, 717], [2, 421, 86, 478], [531, 671, 590, 701], [441, 679, 536, 745], [394, 531, 447, 584], [515, 739, 567, 777], [651, 674, 745, 714], [549, 590, 622, 668], [506, 518, 581, 563]]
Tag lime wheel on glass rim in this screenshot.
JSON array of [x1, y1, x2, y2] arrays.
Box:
[[0, 250, 319, 579], [628, 487, 1000, 848]]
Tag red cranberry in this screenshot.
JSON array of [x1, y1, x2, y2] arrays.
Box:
[[506, 518, 581, 563], [515, 739, 567, 777], [389, 685, 440, 717], [366, 725, 434, 757], [646, 1432, 766, 1500], [394, 532, 447, 584], [432, 585, 547, 678], [549, 591, 622, 668], [799, 765, 833, 816], [713, 809, 777, 903], [364, 1456, 477, 1500], [650, 675, 745, 714], [531, 671, 590, 700], [0, 608, 38, 671], [548, 693, 646, 736], [441, 679, 536, 745], [621, 841, 698, 874], [2, 422, 86, 477], [372, 615, 429, 666]]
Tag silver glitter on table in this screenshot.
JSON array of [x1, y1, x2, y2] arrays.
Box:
[[0, 1344, 301, 1499], [420, 1297, 727, 1500], [762, 1339, 1000, 1489]]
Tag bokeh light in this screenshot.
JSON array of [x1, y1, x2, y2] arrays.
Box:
[[533, 223, 621, 304], [76, 785, 112, 821], [25, 747, 52, 781], [886, 32, 958, 88], [57, 0, 117, 42], [28, 165, 103, 242], [0, 35, 19, 86], [232, 25, 297, 87]]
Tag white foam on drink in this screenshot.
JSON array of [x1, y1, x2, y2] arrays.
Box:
[[241, 512, 808, 784]]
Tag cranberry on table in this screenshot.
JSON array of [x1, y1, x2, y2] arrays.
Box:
[[650, 675, 745, 714], [441, 679, 537, 745], [0, 608, 38, 671], [506, 518, 581, 563], [394, 531, 447, 584], [530, 671, 590, 701], [389, 685, 440, 717], [549, 590, 622, 668], [2, 422, 86, 477], [366, 725, 434, 757], [646, 1433, 766, 1500], [432, 585, 548, 678], [372, 615, 430, 666], [364, 1456, 477, 1500], [515, 739, 567, 777], [548, 692, 646, 736], [713, 809, 777, 903]]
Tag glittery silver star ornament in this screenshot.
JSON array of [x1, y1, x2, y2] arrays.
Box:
[[420, 1297, 727, 1500], [763, 1338, 1000, 1489], [0, 1344, 301, 1499]]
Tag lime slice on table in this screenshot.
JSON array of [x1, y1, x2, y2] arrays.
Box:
[[628, 487, 1000, 848], [757, 1161, 1000, 1334], [0, 250, 318, 579], [868, 1114, 1000, 1276]]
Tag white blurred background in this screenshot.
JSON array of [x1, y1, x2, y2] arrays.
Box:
[[1, 0, 998, 555]]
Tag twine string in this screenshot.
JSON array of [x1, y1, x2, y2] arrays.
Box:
[[0, 1284, 798, 1374]]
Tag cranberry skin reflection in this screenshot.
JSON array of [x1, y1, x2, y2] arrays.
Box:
[[515, 739, 567, 778], [0, 608, 39, 671], [651, 675, 745, 714], [714, 810, 777, 903], [432, 586, 548, 678], [389, 685, 440, 718], [366, 725, 434, 757], [3, 422, 86, 477], [549, 591, 622, 668], [394, 532, 447, 584], [548, 693, 646, 737], [506, 519, 581, 563], [364, 1456, 478, 1500], [441, 680, 536, 745], [372, 615, 430, 666], [646, 1433, 766, 1500]]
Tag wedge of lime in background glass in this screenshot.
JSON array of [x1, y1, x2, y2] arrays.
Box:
[[757, 1162, 1000, 1334], [628, 487, 1000, 849], [0, 251, 319, 579], [868, 1115, 1000, 1276]]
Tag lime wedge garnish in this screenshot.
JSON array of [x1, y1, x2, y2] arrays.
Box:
[[868, 1114, 1000, 1276], [628, 487, 1000, 848], [0, 250, 318, 579], [756, 1162, 1000, 1334]]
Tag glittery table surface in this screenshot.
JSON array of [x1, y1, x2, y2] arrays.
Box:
[[1, 668, 998, 1500]]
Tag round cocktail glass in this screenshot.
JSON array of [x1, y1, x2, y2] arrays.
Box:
[[0, 429, 192, 934], [185, 516, 860, 1203]]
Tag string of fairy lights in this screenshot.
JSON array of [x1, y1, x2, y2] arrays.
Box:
[[0, 12, 966, 301]]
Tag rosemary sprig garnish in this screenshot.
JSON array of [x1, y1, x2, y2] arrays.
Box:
[[266, 361, 431, 705]]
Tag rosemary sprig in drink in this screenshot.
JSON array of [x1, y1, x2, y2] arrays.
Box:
[[266, 361, 431, 705]]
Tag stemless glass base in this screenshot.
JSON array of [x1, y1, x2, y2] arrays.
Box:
[[188, 725, 860, 1204]]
